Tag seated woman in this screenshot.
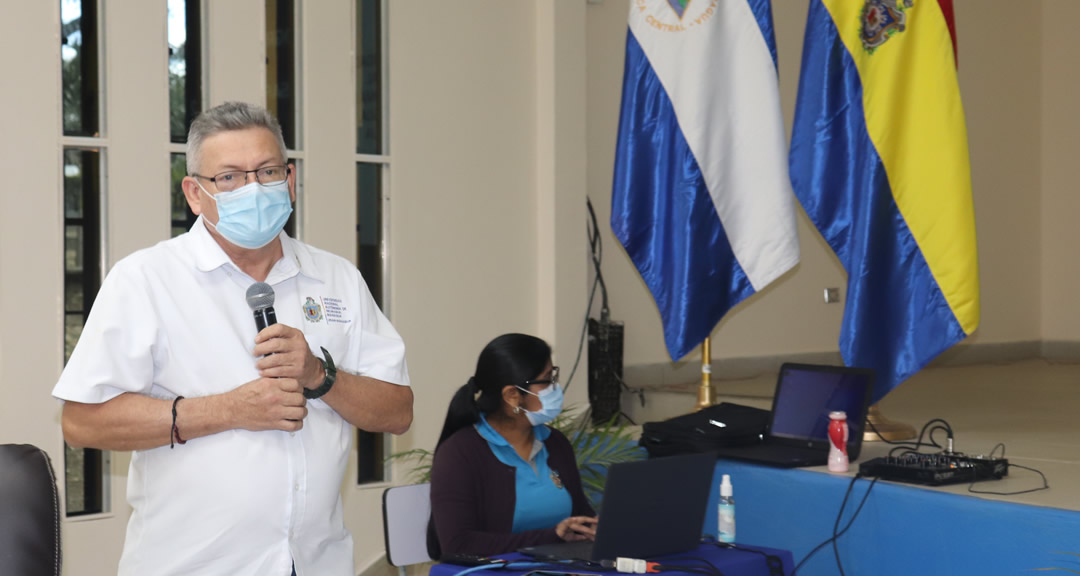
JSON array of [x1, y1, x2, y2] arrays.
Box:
[[428, 333, 597, 558]]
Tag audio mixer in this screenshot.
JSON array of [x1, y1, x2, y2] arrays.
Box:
[[859, 452, 1008, 486]]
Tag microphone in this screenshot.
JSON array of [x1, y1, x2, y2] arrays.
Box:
[[246, 282, 277, 332]]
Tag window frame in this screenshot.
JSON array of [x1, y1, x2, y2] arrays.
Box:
[[353, 0, 392, 486], [168, 0, 208, 238], [59, 0, 112, 519]]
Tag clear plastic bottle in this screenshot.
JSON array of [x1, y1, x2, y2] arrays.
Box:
[[717, 474, 735, 543]]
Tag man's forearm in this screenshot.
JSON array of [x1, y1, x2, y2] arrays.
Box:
[[320, 372, 413, 434], [62, 392, 236, 451]]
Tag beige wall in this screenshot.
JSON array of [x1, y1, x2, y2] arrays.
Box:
[[360, 0, 591, 565], [1041, 0, 1080, 343], [586, 0, 1049, 370], [957, 0, 1043, 345], [0, 0, 65, 550], [387, 0, 539, 454]]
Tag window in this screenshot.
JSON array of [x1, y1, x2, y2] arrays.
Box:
[[61, 0, 107, 517], [267, 0, 301, 238], [355, 0, 389, 484], [168, 0, 203, 237]]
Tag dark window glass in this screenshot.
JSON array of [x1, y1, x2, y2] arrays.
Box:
[[64, 445, 103, 517], [356, 163, 382, 305], [283, 158, 299, 238], [63, 147, 104, 516], [61, 0, 100, 137], [356, 162, 384, 484], [356, 0, 382, 154], [168, 0, 203, 143], [171, 153, 198, 237], [267, 0, 297, 150], [356, 429, 385, 484]]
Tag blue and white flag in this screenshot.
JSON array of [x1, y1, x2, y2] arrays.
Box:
[[611, 0, 799, 360]]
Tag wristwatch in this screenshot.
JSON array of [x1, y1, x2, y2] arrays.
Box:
[[304, 347, 337, 400]]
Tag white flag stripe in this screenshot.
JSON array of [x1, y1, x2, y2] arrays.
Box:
[[629, 0, 799, 290]]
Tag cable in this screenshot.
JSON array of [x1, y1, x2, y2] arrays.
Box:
[[449, 561, 553, 576], [653, 567, 719, 576], [868, 420, 1049, 496], [654, 554, 724, 575], [879, 418, 956, 458], [565, 197, 608, 392], [965, 443, 1049, 496], [704, 538, 786, 576], [790, 476, 878, 576], [586, 197, 609, 321], [564, 259, 599, 393]]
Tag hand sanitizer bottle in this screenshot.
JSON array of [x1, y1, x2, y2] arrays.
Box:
[[717, 474, 735, 543]]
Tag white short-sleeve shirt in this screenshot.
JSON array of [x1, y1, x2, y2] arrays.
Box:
[[53, 217, 410, 576]]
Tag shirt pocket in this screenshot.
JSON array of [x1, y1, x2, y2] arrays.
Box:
[[302, 319, 350, 378]]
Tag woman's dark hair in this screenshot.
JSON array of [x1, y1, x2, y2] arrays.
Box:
[[434, 333, 551, 450]]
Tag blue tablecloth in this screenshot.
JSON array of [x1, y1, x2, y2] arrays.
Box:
[[429, 543, 793, 576], [704, 460, 1080, 575]]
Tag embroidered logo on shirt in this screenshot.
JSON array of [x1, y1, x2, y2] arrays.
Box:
[[303, 297, 324, 323], [322, 297, 352, 325], [550, 470, 564, 490]]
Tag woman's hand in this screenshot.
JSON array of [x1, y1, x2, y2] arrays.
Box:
[[555, 516, 599, 542]]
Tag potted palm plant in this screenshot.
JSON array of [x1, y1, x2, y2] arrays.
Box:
[[386, 405, 644, 510]]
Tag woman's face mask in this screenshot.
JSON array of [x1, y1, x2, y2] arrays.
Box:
[[516, 381, 564, 427]]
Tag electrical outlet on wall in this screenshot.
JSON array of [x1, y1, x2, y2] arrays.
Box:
[[824, 287, 841, 304]]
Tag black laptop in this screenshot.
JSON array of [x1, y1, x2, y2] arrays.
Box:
[[519, 451, 716, 562], [711, 363, 874, 468]]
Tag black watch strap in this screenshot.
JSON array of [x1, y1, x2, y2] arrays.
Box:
[[304, 347, 337, 400]]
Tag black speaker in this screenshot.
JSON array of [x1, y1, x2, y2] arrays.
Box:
[[588, 318, 624, 424]]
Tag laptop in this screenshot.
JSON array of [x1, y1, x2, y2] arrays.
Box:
[[711, 363, 874, 468], [519, 451, 716, 562]]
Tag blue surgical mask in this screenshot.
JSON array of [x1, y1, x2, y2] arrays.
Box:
[[200, 180, 293, 249], [516, 383, 564, 427]]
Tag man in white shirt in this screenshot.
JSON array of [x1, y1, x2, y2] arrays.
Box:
[[53, 102, 412, 576]]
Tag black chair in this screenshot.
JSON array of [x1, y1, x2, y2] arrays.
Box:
[[0, 444, 62, 576]]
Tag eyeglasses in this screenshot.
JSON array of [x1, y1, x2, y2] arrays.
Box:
[[194, 165, 290, 192], [524, 366, 560, 390]]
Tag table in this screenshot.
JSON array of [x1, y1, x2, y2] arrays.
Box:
[[705, 460, 1080, 575], [430, 543, 793, 576]]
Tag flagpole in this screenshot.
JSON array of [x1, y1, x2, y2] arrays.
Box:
[[863, 404, 916, 442], [695, 337, 714, 411]]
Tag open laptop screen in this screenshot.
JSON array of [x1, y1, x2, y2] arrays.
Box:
[[769, 365, 872, 444]]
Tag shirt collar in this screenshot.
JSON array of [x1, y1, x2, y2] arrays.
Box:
[[282, 232, 325, 284], [189, 216, 324, 284], [476, 414, 552, 446]]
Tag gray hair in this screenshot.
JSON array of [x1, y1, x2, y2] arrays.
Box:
[[186, 102, 288, 176]]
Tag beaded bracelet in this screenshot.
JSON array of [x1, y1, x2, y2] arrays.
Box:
[[170, 396, 187, 449]]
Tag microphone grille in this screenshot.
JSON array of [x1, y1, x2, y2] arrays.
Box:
[[245, 282, 275, 310]]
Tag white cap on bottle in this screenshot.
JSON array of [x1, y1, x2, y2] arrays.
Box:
[[720, 474, 733, 497], [829, 411, 847, 420]]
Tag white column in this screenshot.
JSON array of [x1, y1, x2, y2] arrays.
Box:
[[535, 0, 589, 406], [208, 0, 267, 106], [302, 0, 357, 262], [106, 0, 170, 263], [0, 0, 63, 476]]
